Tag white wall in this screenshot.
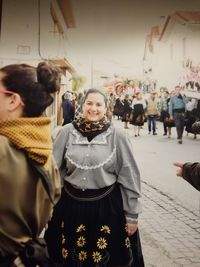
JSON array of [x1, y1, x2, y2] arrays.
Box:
[[0, 0, 73, 127], [146, 21, 200, 91], [0, 0, 70, 66]]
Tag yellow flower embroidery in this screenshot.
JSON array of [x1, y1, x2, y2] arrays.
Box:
[[62, 248, 68, 258], [92, 251, 102, 263], [77, 236, 86, 247], [62, 234, 66, 244], [61, 221, 64, 228], [125, 237, 131, 248], [78, 250, 87, 261], [97, 237, 107, 249], [100, 225, 111, 234], [76, 224, 86, 233]]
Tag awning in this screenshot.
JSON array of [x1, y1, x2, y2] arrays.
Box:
[[48, 58, 76, 75]]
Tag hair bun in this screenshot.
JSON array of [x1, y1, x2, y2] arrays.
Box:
[[37, 62, 60, 93]]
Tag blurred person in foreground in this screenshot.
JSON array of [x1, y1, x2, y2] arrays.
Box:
[[0, 62, 61, 266], [45, 88, 144, 267], [174, 162, 200, 191], [174, 123, 200, 191]]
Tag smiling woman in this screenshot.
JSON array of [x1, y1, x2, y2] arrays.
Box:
[[82, 88, 107, 121], [45, 88, 145, 267]]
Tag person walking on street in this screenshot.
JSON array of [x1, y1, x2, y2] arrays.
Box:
[[159, 90, 170, 136], [122, 94, 132, 129], [130, 92, 146, 137], [146, 91, 159, 135], [45, 88, 144, 267], [185, 98, 198, 139], [169, 85, 188, 144], [0, 62, 61, 267], [106, 92, 116, 122], [113, 95, 124, 120]]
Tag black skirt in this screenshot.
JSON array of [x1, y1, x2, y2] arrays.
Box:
[[130, 114, 145, 126], [45, 182, 144, 267]]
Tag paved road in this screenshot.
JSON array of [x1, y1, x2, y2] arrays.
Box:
[[113, 118, 200, 267], [140, 182, 200, 267]]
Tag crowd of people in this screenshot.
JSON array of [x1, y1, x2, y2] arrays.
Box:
[[109, 86, 199, 144], [0, 61, 199, 267]]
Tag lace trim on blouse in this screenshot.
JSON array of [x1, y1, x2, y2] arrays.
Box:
[[66, 147, 116, 170], [72, 126, 112, 145]]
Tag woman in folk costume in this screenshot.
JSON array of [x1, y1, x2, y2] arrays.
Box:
[[113, 95, 124, 120], [45, 88, 145, 267], [0, 62, 61, 267], [130, 92, 146, 137], [121, 94, 132, 129]]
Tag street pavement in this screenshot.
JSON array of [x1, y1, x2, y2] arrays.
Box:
[[140, 181, 200, 267], [113, 118, 200, 267]]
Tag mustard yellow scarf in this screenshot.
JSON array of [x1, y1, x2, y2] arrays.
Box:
[[0, 117, 52, 166]]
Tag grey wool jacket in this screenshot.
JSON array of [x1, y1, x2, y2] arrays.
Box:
[[53, 123, 142, 223]]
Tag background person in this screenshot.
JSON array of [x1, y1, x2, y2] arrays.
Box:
[[62, 91, 75, 125], [45, 88, 144, 267], [113, 94, 124, 120], [106, 92, 116, 122], [130, 92, 146, 137], [0, 62, 61, 266], [185, 98, 198, 139], [169, 85, 188, 144], [146, 91, 159, 135], [159, 90, 170, 136], [161, 90, 176, 138], [122, 93, 132, 129]]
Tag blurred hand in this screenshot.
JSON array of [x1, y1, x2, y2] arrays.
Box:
[[126, 223, 138, 236], [174, 162, 184, 177]]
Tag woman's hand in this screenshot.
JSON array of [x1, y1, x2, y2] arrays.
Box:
[[174, 162, 184, 177], [126, 223, 138, 236]]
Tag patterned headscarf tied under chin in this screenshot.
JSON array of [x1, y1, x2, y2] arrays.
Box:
[[72, 116, 110, 141]]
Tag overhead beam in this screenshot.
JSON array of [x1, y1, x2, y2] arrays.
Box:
[[57, 0, 76, 28], [50, 4, 64, 34]]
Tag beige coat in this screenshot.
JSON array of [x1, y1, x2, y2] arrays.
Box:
[[0, 136, 61, 257], [146, 97, 159, 115]]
